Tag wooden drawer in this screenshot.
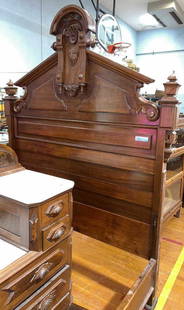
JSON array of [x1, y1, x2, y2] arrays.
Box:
[[40, 193, 70, 228], [0, 237, 71, 310], [42, 215, 71, 251], [15, 265, 71, 310]]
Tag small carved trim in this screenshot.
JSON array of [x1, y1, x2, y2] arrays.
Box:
[[29, 212, 39, 242], [164, 130, 178, 162], [37, 290, 56, 310], [141, 102, 160, 121], [165, 130, 177, 148], [54, 81, 86, 98], [139, 96, 160, 121], [68, 46, 79, 66], [30, 263, 53, 283], [1, 289, 15, 305], [45, 202, 63, 217], [47, 225, 66, 242], [135, 83, 160, 121], [13, 86, 28, 113], [64, 23, 82, 44]]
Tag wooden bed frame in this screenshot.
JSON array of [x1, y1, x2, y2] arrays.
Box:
[[3, 5, 184, 310]]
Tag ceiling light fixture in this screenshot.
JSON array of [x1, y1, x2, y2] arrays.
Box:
[[139, 13, 160, 27]]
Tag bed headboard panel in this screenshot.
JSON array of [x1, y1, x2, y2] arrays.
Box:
[[4, 5, 163, 260]]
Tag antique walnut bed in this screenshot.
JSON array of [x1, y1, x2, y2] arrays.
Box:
[[3, 5, 184, 310]]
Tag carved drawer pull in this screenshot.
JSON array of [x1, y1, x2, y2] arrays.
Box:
[[47, 226, 66, 242], [30, 263, 53, 283], [37, 290, 56, 310], [45, 203, 63, 217]]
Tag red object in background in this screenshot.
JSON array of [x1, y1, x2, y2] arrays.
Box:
[[107, 42, 131, 54]]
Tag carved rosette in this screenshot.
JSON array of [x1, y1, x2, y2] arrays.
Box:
[[50, 5, 95, 100], [141, 100, 160, 121]]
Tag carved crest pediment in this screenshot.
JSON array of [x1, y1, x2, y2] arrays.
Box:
[[50, 6, 95, 103]]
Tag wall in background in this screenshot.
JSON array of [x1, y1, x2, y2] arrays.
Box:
[[136, 27, 184, 112], [117, 18, 137, 61], [0, 0, 136, 87], [0, 0, 79, 86]]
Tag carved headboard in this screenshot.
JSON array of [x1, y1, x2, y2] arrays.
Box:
[[4, 5, 172, 261]]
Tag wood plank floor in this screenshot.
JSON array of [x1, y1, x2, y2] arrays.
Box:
[[159, 208, 184, 310], [71, 209, 184, 310]]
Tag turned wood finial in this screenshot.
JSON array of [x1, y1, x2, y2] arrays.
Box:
[[159, 72, 181, 128], [163, 71, 181, 97], [4, 80, 18, 97]]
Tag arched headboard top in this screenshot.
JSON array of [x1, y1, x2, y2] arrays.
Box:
[[50, 4, 95, 35]]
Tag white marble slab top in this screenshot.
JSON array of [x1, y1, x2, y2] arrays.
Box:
[[0, 169, 74, 204], [0, 238, 27, 270]]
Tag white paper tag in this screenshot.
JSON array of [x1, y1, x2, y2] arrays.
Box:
[[135, 136, 149, 142]]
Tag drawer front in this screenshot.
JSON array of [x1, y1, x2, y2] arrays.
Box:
[[40, 193, 70, 228], [15, 266, 71, 310], [42, 215, 71, 251], [0, 237, 71, 310]]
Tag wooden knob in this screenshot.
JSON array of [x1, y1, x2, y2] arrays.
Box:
[[47, 226, 66, 242], [30, 263, 52, 283], [45, 203, 63, 217]]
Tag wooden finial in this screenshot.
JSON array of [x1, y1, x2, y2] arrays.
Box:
[[159, 72, 181, 128], [163, 71, 181, 97], [4, 80, 17, 97], [7, 80, 14, 87]]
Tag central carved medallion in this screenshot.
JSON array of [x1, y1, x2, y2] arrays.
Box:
[[68, 46, 79, 66]]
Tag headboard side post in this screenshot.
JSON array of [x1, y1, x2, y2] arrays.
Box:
[[4, 80, 18, 149], [159, 71, 181, 129]]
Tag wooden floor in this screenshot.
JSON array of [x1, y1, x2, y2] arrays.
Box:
[[71, 209, 184, 310], [158, 208, 184, 310]]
